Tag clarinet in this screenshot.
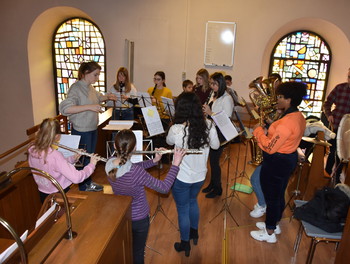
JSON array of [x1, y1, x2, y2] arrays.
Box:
[[205, 89, 214, 105]]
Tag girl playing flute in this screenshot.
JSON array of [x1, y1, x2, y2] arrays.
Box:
[[106, 129, 185, 264], [28, 118, 100, 203]]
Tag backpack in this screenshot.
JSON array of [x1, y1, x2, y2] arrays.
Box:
[[293, 184, 350, 233]]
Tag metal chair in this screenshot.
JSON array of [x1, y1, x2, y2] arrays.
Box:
[[293, 200, 342, 264]]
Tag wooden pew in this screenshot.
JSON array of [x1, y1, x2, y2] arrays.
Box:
[[0, 165, 132, 263]]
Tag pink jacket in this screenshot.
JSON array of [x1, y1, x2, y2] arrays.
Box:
[[28, 146, 95, 194]]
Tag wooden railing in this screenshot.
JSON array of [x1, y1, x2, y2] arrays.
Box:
[[0, 115, 68, 162]]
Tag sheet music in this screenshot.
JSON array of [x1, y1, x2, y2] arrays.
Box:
[[35, 203, 58, 228], [103, 120, 135, 130], [131, 130, 143, 163], [161, 96, 175, 116], [141, 106, 164, 137], [137, 92, 153, 107], [211, 111, 239, 141], [0, 230, 28, 263], [58, 134, 81, 157]]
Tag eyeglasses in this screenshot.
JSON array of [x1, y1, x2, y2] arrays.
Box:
[[209, 82, 218, 86], [153, 78, 162, 81]]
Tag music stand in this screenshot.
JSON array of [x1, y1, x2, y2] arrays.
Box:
[[160, 96, 175, 123], [209, 138, 240, 228], [208, 104, 257, 228], [136, 106, 177, 229]]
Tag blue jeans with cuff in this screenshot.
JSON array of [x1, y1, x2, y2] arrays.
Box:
[[172, 178, 204, 241], [250, 165, 266, 207]]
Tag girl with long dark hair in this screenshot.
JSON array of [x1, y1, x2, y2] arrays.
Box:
[[166, 92, 220, 256], [202, 72, 234, 198]]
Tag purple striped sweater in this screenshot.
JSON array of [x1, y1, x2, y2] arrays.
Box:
[[108, 159, 179, 221]]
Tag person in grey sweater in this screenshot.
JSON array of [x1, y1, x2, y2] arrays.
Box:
[[59, 61, 116, 191]]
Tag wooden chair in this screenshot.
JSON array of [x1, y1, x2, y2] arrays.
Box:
[[293, 200, 342, 264]]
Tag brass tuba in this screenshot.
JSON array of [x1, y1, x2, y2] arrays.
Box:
[[248, 76, 280, 165]]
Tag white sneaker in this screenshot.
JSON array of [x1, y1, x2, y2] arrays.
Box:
[[256, 222, 281, 234], [250, 203, 266, 218], [250, 229, 277, 243]]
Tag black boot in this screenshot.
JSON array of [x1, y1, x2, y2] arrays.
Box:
[[174, 240, 191, 257], [190, 228, 199, 245], [202, 183, 213, 193], [205, 187, 222, 198]]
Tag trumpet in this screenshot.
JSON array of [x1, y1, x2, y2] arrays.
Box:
[[133, 149, 203, 155], [53, 143, 108, 162]]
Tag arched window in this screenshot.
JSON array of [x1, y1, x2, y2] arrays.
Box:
[[269, 31, 331, 117], [53, 17, 106, 113]]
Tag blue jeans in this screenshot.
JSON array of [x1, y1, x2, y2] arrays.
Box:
[[71, 128, 98, 190], [132, 216, 150, 264], [112, 107, 134, 120], [250, 165, 266, 207], [172, 178, 204, 241], [260, 151, 297, 230]]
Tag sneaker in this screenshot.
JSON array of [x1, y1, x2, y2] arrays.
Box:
[[250, 203, 266, 218], [256, 222, 281, 234], [250, 229, 277, 243], [85, 182, 104, 192]]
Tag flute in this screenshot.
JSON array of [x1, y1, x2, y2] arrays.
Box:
[[132, 149, 203, 155], [53, 143, 108, 162]]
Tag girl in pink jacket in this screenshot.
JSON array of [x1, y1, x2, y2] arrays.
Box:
[[28, 118, 99, 202]]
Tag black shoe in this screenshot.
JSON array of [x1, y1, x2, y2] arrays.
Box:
[[202, 183, 213, 193], [205, 188, 222, 198], [174, 240, 191, 257], [190, 228, 199, 245]]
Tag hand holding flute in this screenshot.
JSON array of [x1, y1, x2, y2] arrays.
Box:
[[152, 147, 187, 166]]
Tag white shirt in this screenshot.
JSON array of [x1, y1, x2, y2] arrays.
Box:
[[166, 120, 220, 183], [107, 83, 137, 109], [212, 91, 234, 117]]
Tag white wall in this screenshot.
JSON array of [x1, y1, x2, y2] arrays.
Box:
[[1, 0, 349, 171]]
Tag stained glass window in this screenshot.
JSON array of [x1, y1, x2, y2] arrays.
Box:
[[53, 17, 106, 113], [269, 31, 331, 117]]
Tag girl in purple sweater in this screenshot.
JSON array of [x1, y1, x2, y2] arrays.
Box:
[[106, 129, 185, 264]]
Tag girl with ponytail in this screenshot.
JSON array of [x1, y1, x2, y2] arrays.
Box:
[[106, 129, 185, 264], [28, 118, 99, 203]]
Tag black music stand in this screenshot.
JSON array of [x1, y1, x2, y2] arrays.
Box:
[[149, 161, 178, 230], [161, 97, 175, 123], [285, 161, 305, 211], [137, 108, 177, 230], [208, 107, 253, 228], [209, 138, 240, 228]]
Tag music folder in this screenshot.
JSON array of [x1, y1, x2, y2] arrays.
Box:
[[211, 111, 239, 142]]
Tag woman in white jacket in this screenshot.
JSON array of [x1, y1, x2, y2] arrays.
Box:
[[166, 92, 220, 257]]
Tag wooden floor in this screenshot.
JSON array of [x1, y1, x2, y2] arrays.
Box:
[[85, 141, 337, 264]]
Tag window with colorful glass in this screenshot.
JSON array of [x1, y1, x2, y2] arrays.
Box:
[[269, 31, 331, 117], [53, 17, 106, 113]]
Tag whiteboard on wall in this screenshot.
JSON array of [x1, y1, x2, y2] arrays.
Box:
[[204, 21, 236, 67]]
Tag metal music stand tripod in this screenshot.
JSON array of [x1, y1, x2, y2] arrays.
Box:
[[149, 160, 178, 230], [224, 133, 254, 212], [209, 137, 240, 229], [284, 142, 315, 210]]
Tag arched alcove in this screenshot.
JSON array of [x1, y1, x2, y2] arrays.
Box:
[[27, 7, 92, 124], [262, 17, 350, 96]]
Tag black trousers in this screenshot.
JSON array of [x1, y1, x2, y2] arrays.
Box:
[[209, 146, 224, 191], [260, 151, 297, 230], [132, 216, 150, 264]]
